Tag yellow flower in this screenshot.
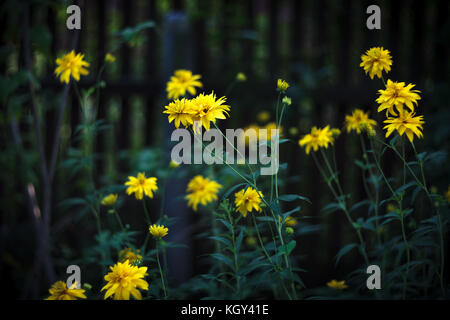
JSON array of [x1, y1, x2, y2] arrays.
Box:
[[289, 127, 299, 136], [236, 72, 247, 82], [277, 79, 289, 92], [298, 125, 334, 155], [285, 227, 294, 235], [360, 47, 392, 79], [166, 69, 203, 100], [169, 160, 180, 168], [282, 96, 292, 106], [149, 224, 169, 238], [376, 79, 421, 116], [257, 111, 271, 123], [125, 172, 158, 200], [234, 187, 264, 218], [54, 50, 89, 84], [344, 109, 377, 134], [387, 203, 397, 213], [190, 92, 230, 132], [327, 279, 348, 290], [101, 260, 149, 300], [185, 175, 222, 211], [284, 216, 298, 227], [331, 128, 341, 138], [245, 236, 257, 247], [119, 248, 142, 265], [383, 109, 424, 143], [101, 194, 118, 206], [445, 186, 450, 202], [45, 281, 87, 300], [163, 98, 195, 128], [105, 53, 116, 63]]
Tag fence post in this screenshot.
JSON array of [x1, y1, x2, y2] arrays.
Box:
[[161, 3, 194, 285]]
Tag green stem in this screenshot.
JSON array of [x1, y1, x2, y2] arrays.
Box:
[[313, 151, 370, 266], [156, 240, 168, 299], [400, 213, 411, 299], [226, 209, 240, 296]]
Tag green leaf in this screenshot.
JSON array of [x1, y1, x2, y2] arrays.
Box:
[[208, 236, 231, 246], [210, 253, 234, 270], [280, 240, 296, 255], [282, 206, 301, 220], [235, 229, 244, 254], [335, 243, 358, 266], [277, 194, 311, 204]]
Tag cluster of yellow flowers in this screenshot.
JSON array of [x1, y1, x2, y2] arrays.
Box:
[[360, 47, 424, 143], [164, 70, 230, 133], [298, 46, 425, 155], [183, 174, 264, 218]]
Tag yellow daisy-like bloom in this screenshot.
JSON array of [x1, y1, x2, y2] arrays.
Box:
[[105, 53, 116, 63], [45, 281, 87, 300], [185, 175, 222, 211], [327, 279, 348, 290], [101, 194, 118, 206], [376, 79, 421, 116], [344, 109, 377, 134], [101, 260, 149, 300], [359, 47, 392, 79], [236, 72, 247, 82], [234, 187, 264, 218], [257, 111, 271, 123], [149, 224, 169, 238], [277, 79, 289, 92], [119, 248, 142, 265], [166, 69, 203, 100], [54, 50, 89, 84], [298, 125, 334, 155], [125, 172, 158, 200], [190, 92, 230, 132], [383, 109, 424, 143], [163, 98, 195, 128]]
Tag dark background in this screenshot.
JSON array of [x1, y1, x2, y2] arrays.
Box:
[[1, 0, 449, 299]]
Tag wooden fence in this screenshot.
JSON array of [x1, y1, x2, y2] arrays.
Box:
[[27, 0, 450, 287]]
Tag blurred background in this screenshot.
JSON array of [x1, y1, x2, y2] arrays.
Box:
[[1, 0, 449, 299]]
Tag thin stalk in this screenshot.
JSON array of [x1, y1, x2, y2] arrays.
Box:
[[400, 213, 411, 299], [156, 240, 168, 299], [226, 209, 240, 295], [411, 142, 445, 296], [313, 151, 370, 266]]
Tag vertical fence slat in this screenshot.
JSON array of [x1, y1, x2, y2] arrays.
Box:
[[118, 0, 132, 162]]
